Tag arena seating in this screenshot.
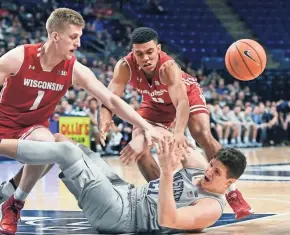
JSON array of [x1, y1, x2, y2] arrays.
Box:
[[123, 0, 233, 68]]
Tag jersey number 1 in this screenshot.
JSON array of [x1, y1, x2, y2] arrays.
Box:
[[30, 90, 45, 110]]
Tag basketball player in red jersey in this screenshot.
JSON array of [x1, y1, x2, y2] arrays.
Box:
[[0, 10, 161, 235], [100, 27, 253, 220]]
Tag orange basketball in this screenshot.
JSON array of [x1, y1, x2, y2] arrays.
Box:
[[225, 39, 267, 81]]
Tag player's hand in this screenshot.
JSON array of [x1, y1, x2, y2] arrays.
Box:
[[120, 135, 147, 165], [98, 111, 114, 147], [171, 132, 192, 150], [144, 126, 162, 151], [158, 137, 185, 173], [99, 121, 114, 147]]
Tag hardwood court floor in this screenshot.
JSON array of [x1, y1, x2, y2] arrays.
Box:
[[0, 146, 289, 234]]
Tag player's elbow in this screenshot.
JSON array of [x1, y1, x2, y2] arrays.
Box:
[[106, 94, 119, 112], [158, 214, 176, 228]]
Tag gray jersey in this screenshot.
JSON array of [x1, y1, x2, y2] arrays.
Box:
[[133, 168, 226, 233]]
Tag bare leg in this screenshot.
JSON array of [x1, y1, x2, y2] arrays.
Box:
[[188, 113, 221, 161], [133, 128, 161, 181], [16, 128, 55, 197], [215, 124, 223, 142]]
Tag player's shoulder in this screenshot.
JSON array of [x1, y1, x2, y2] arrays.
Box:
[[117, 58, 130, 68], [0, 45, 25, 75], [7, 44, 41, 60], [115, 58, 130, 73], [5, 45, 25, 58]]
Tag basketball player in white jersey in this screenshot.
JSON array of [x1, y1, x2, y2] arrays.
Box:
[[0, 127, 247, 233]]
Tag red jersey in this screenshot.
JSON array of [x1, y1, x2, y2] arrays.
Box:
[[0, 43, 75, 128], [124, 51, 206, 125]]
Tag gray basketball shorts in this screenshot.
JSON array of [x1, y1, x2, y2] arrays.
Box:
[[59, 153, 137, 233]]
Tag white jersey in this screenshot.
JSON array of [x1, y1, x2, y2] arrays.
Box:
[[133, 168, 227, 233]]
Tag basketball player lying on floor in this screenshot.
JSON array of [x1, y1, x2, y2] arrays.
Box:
[[0, 130, 246, 233]]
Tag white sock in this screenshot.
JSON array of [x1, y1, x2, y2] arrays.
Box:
[[227, 183, 237, 194], [244, 136, 249, 143], [237, 136, 241, 143], [14, 187, 29, 202], [223, 139, 228, 144], [2, 182, 15, 197]]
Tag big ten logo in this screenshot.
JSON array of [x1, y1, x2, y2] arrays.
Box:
[[60, 122, 89, 135]]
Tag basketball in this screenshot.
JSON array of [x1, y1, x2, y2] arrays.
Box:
[[225, 39, 267, 81]]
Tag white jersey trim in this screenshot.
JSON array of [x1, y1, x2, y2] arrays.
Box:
[[123, 57, 132, 83]]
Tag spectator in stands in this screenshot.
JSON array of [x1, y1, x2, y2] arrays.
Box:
[[251, 106, 268, 145], [266, 106, 279, 146], [86, 97, 101, 152], [227, 105, 247, 147], [211, 104, 235, 146], [105, 121, 123, 154], [207, 104, 223, 144], [241, 106, 261, 147], [216, 78, 228, 95]]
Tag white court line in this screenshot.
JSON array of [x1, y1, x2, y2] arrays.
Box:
[[246, 197, 290, 204], [243, 194, 290, 197], [206, 212, 290, 230]]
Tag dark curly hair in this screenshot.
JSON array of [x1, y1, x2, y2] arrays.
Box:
[[215, 148, 247, 179], [130, 27, 159, 44]]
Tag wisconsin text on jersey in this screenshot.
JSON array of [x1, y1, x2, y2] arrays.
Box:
[[24, 79, 64, 91], [136, 88, 168, 96]]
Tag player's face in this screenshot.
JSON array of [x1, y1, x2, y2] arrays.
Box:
[[200, 159, 235, 194], [55, 24, 83, 60], [132, 40, 161, 74]]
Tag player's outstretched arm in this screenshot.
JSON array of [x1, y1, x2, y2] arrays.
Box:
[[181, 147, 208, 170], [0, 46, 24, 84], [157, 138, 221, 231], [98, 59, 131, 146], [73, 61, 160, 145], [159, 60, 189, 148]]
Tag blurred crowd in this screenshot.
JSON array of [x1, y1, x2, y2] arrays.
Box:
[[0, 1, 289, 155]]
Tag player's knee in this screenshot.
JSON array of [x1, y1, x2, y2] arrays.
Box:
[[216, 124, 223, 132], [26, 128, 55, 142], [56, 142, 82, 162]]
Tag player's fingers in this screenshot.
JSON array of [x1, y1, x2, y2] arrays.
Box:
[[154, 142, 160, 154], [125, 153, 136, 165], [120, 147, 131, 159], [164, 136, 170, 154], [135, 153, 144, 162], [120, 152, 131, 164], [100, 135, 106, 147], [120, 144, 130, 155], [180, 148, 187, 159], [109, 120, 114, 130], [186, 139, 195, 149], [145, 132, 152, 146], [179, 151, 185, 161], [129, 152, 138, 164], [159, 136, 165, 154]]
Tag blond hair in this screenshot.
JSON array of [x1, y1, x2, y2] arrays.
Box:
[[46, 8, 85, 33]]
